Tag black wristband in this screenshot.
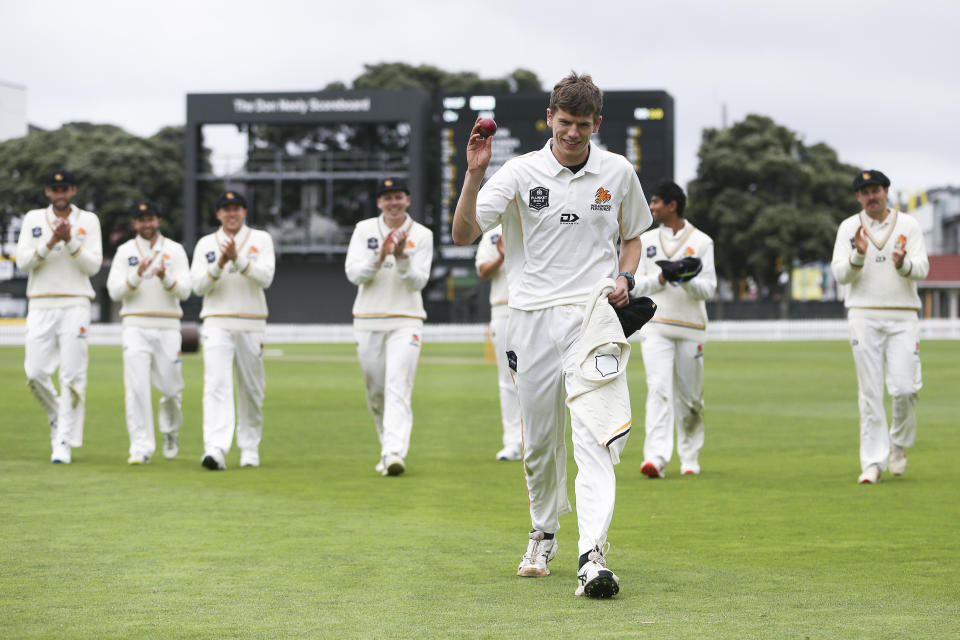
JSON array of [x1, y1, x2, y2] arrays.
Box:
[[617, 271, 635, 291]]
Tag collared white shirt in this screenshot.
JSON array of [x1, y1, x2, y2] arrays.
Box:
[[476, 140, 652, 310]]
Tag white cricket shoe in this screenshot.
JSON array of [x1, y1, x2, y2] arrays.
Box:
[[681, 463, 700, 475], [575, 544, 620, 598], [641, 460, 665, 478], [127, 454, 150, 465], [382, 453, 405, 477], [889, 446, 907, 476], [201, 448, 226, 471], [496, 445, 522, 461], [51, 441, 71, 464], [240, 451, 260, 468], [517, 530, 557, 577], [162, 432, 179, 459], [858, 466, 881, 484]]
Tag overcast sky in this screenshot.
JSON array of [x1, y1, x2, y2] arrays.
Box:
[[1, 0, 957, 198]]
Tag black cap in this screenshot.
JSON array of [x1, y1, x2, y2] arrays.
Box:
[[132, 201, 162, 218], [45, 169, 77, 187], [376, 178, 409, 197], [215, 190, 248, 210], [853, 169, 890, 191]]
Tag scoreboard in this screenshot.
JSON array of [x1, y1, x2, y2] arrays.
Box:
[[438, 90, 674, 246]]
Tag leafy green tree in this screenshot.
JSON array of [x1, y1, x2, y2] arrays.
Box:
[[0, 123, 196, 257], [686, 114, 860, 299]]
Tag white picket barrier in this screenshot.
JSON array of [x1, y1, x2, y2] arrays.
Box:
[[2, 318, 959, 346]]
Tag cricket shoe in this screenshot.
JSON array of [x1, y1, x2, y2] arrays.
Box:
[[575, 544, 620, 598], [382, 453, 405, 477], [128, 454, 151, 465], [496, 445, 522, 461], [857, 466, 881, 484], [517, 530, 557, 577], [640, 460, 665, 478], [162, 432, 179, 459], [201, 448, 226, 471], [889, 445, 907, 476], [51, 441, 71, 464], [240, 451, 260, 468]]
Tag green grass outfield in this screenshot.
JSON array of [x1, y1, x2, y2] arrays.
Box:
[[1, 340, 958, 639]]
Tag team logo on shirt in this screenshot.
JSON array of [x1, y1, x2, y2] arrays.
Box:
[[206, 251, 216, 263], [646, 246, 657, 258], [32, 226, 42, 237], [685, 247, 696, 256], [367, 237, 379, 250], [895, 234, 907, 250], [849, 237, 857, 250], [490, 233, 500, 245], [128, 256, 139, 266], [591, 187, 612, 211], [529, 186, 550, 211], [560, 212, 580, 225]]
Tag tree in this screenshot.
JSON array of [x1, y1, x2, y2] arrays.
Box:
[[686, 115, 860, 299], [0, 123, 195, 257]]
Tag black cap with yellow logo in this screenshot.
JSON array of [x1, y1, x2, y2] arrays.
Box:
[[132, 201, 162, 218], [852, 169, 890, 191], [45, 169, 77, 187], [376, 178, 409, 197], [215, 190, 248, 210]]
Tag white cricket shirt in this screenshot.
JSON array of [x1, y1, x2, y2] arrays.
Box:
[[476, 140, 652, 310], [474, 225, 509, 319], [191, 225, 275, 331], [106, 234, 191, 329], [831, 210, 929, 320], [15, 205, 102, 308], [633, 221, 717, 341]]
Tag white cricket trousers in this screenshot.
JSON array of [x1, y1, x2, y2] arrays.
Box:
[[507, 305, 619, 557], [355, 327, 422, 459], [848, 317, 922, 472], [201, 326, 265, 457], [490, 315, 522, 451], [24, 304, 90, 448], [640, 334, 705, 472], [122, 326, 183, 459]]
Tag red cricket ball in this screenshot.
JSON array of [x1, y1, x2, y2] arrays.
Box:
[[477, 118, 497, 138]]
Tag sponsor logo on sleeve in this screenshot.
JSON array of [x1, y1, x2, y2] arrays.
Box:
[[32, 226, 42, 237], [529, 186, 549, 211], [206, 251, 216, 263], [367, 237, 379, 250], [646, 246, 657, 258], [128, 256, 139, 266], [591, 187, 612, 211]]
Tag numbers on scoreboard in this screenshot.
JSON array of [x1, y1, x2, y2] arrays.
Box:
[[634, 107, 665, 121]]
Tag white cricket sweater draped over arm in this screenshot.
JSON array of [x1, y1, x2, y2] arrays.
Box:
[[565, 279, 633, 464]]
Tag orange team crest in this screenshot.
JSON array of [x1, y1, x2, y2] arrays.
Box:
[[405, 240, 415, 249], [684, 247, 696, 256], [895, 234, 907, 250], [77, 228, 86, 236], [248, 246, 258, 253], [162, 253, 171, 260], [595, 187, 611, 204]]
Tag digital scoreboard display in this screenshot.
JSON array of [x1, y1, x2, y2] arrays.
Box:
[[438, 90, 674, 246]]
